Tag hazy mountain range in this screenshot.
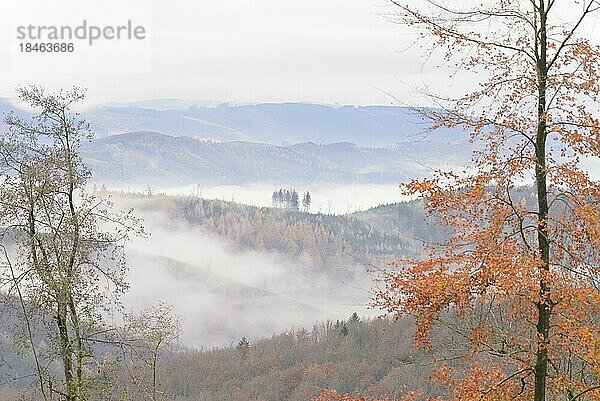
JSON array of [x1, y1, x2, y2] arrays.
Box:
[[82, 131, 472, 186], [85, 101, 467, 146], [1, 99, 473, 186]]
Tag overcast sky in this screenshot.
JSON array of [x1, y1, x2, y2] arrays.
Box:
[[2, 1, 599, 106], [0, 0, 465, 106]]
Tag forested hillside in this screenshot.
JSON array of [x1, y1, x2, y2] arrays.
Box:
[[0, 311, 454, 401], [110, 191, 445, 270], [138, 316, 452, 401], [82, 132, 472, 186]]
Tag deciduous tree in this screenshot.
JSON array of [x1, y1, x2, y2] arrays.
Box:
[[368, 1, 600, 401], [122, 302, 182, 401], [0, 86, 143, 400]]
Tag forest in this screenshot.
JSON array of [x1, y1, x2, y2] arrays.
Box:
[[1, 0, 600, 400], [0, 308, 452, 401], [104, 190, 443, 270]]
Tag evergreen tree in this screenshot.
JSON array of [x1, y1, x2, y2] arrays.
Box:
[[302, 191, 311, 212], [236, 337, 250, 360], [348, 312, 360, 323], [290, 190, 299, 211], [272, 188, 302, 210]]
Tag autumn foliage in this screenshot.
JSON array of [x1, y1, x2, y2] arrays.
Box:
[[321, 1, 600, 401], [313, 389, 393, 401], [313, 389, 420, 401]]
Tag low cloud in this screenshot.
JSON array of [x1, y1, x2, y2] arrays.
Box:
[[118, 202, 375, 348]]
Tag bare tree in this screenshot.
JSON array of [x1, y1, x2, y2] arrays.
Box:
[[122, 302, 182, 401], [0, 86, 144, 400]]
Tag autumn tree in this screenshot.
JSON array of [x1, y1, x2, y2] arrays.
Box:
[[363, 1, 600, 401], [0, 86, 143, 400]]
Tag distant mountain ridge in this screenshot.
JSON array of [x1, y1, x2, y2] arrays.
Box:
[[84, 101, 469, 146], [0, 98, 469, 145], [82, 131, 472, 186], [0, 99, 474, 186]]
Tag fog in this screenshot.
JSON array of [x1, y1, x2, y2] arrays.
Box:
[[117, 205, 377, 348], [108, 183, 411, 215]]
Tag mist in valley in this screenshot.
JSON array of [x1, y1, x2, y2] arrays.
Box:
[[117, 201, 377, 348], [105, 182, 413, 215]]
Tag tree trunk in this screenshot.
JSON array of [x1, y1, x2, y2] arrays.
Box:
[[68, 296, 84, 399], [152, 349, 158, 401], [57, 303, 76, 401], [534, 2, 551, 401]]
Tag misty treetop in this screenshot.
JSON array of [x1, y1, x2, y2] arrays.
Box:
[[100, 190, 440, 272], [272, 188, 312, 212]]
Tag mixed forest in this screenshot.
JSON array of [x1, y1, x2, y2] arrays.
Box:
[[1, 0, 600, 401]]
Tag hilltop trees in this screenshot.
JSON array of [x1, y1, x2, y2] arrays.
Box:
[[272, 188, 311, 211], [364, 2, 600, 401], [236, 337, 251, 360], [272, 188, 299, 210], [0, 86, 143, 400], [302, 191, 312, 213]]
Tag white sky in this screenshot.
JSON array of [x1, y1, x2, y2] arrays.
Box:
[[1, 1, 599, 106], [0, 0, 464, 106]]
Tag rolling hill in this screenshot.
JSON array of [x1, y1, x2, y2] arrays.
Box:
[[0, 99, 469, 147], [81, 131, 472, 186], [85, 102, 468, 146]]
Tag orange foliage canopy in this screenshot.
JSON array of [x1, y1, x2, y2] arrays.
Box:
[[312, 389, 397, 401], [313, 390, 422, 401], [320, 1, 600, 401]]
